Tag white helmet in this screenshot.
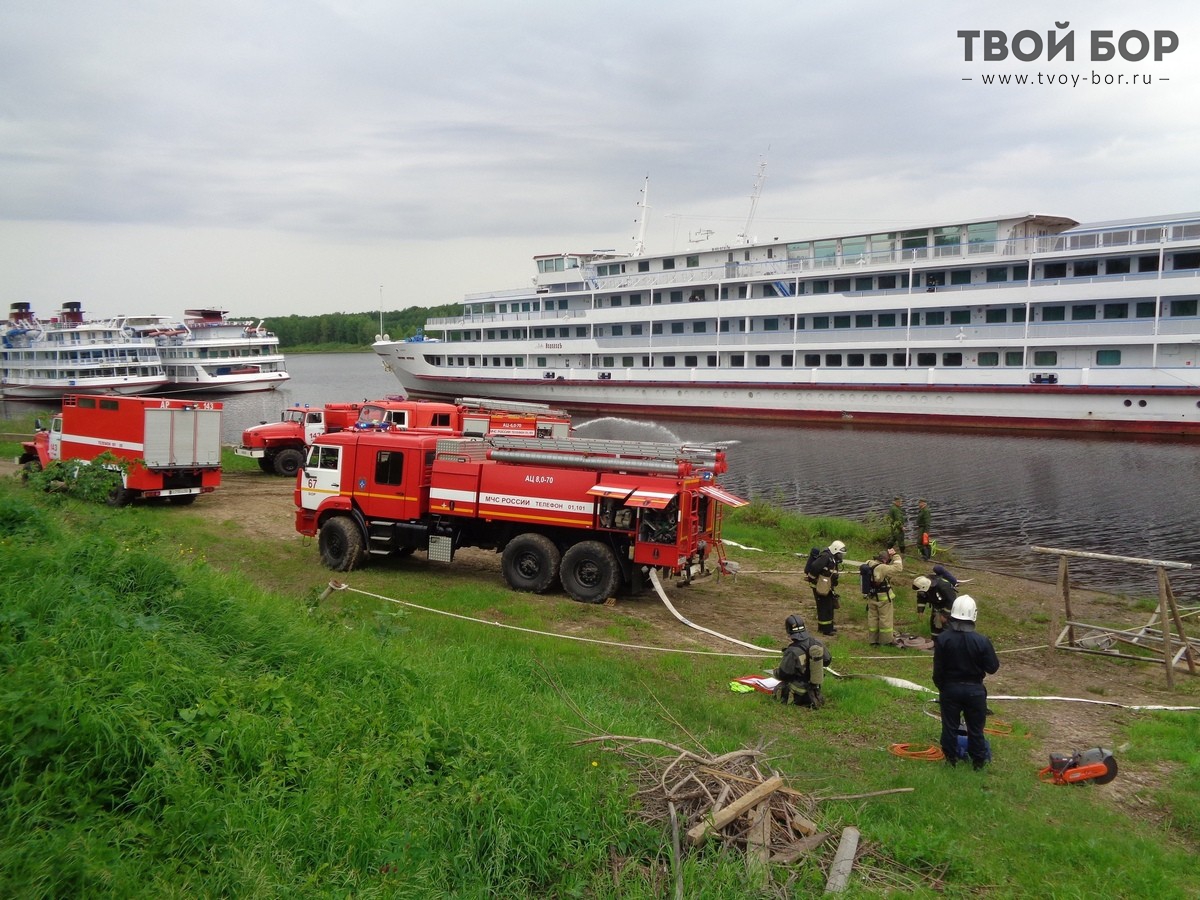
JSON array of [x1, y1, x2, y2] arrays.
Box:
[[828, 540, 847, 555], [950, 594, 978, 622], [912, 576, 931, 592]]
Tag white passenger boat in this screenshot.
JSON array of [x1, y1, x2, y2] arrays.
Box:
[[1, 302, 167, 399], [131, 308, 290, 393], [373, 209, 1200, 436]]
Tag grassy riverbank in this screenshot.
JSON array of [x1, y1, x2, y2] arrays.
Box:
[[1, 453, 1198, 896]]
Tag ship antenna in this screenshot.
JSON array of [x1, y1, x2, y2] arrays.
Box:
[[738, 156, 768, 245], [632, 175, 650, 257]]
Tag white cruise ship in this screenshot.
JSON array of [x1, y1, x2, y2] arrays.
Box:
[[1, 302, 168, 399], [373, 211, 1200, 436], [129, 309, 290, 393]]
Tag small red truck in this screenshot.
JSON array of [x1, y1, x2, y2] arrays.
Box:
[[21, 394, 223, 506], [295, 429, 746, 603], [237, 395, 570, 477]]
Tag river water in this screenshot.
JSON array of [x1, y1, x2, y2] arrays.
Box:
[[6, 351, 1198, 598]]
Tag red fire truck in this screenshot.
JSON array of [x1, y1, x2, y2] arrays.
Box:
[[294, 430, 746, 603], [237, 396, 570, 477], [21, 394, 223, 506]]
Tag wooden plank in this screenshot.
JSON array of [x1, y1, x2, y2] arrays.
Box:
[[686, 774, 783, 846], [824, 825, 861, 893]]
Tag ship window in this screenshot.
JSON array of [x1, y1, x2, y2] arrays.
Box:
[[1033, 350, 1058, 365], [855, 314, 872, 327], [662, 356, 676, 367], [950, 310, 971, 325], [611, 296, 622, 307], [1043, 263, 1067, 278], [1074, 261, 1099, 277], [630, 294, 642, 305], [813, 316, 830, 329], [694, 322, 707, 334], [856, 277, 872, 291], [575, 327, 587, 337], [825, 354, 843, 367], [536, 357, 546, 366], [764, 318, 779, 331], [652, 293, 662, 304], [833, 315, 851, 329], [719, 286, 730, 299], [782, 353, 793, 366], [986, 309, 1007, 323], [814, 239, 837, 260], [901, 229, 928, 251], [631, 324, 643, 335], [662, 258, 676, 270], [878, 275, 897, 289], [893, 352, 909, 366], [848, 353, 865, 367], [638, 260, 650, 272], [878, 313, 896, 327], [1005, 351, 1024, 366], [1042, 306, 1065, 321], [1096, 350, 1122, 366], [602, 356, 614, 366], [1103, 303, 1128, 319], [942, 353, 963, 366], [622, 356, 634, 366], [978, 352, 999, 366], [1135, 301, 1157, 317], [916, 352, 936, 366], [1106, 258, 1131, 275], [671, 322, 684, 334], [934, 226, 960, 249], [950, 270, 970, 285], [756, 355, 770, 367], [612, 325, 623, 336], [833, 278, 851, 292], [685, 355, 698, 366], [707, 355, 717, 366], [870, 353, 887, 366], [925, 311, 945, 326], [738, 286, 748, 298], [719, 320, 729, 333], [687, 255, 699, 268], [532, 328, 543, 338], [1012, 307, 1027, 323], [1170, 299, 1198, 316], [651, 323, 663, 335], [500, 330, 509, 339], [670, 290, 683, 303], [1071, 305, 1097, 320], [812, 280, 829, 293], [1137, 255, 1159, 272], [730, 354, 745, 367], [1174, 252, 1200, 270], [375, 450, 404, 486], [805, 354, 820, 366], [986, 267, 1008, 283]]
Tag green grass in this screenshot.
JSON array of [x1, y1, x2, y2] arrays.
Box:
[[1, 474, 1198, 897]]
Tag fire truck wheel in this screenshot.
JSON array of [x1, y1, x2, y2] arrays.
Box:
[[257, 457, 276, 474], [560, 541, 621, 604], [106, 486, 134, 507], [273, 448, 305, 478], [501, 533, 561, 594], [319, 516, 366, 571]]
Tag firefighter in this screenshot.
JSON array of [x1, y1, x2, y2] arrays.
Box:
[[809, 540, 845, 636], [865, 547, 903, 646], [932, 595, 1000, 769], [773, 614, 831, 709], [913, 571, 957, 635]]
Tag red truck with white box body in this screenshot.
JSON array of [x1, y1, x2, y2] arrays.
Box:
[[294, 429, 746, 603], [20, 394, 223, 505]]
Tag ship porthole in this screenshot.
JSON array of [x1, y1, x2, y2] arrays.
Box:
[[1123, 399, 1132, 407], [1138, 399, 1147, 408]]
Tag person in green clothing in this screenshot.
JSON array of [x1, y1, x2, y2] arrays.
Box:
[[886, 496, 906, 553], [915, 498, 932, 561]]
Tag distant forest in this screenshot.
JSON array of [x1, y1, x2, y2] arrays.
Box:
[[261, 302, 459, 349]]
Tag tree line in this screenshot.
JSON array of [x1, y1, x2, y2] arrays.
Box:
[[261, 303, 458, 349]]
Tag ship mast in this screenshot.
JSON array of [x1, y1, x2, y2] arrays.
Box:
[[631, 176, 650, 257], [738, 158, 768, 245]]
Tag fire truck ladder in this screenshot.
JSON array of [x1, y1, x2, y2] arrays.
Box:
[[456, 396, 565, 416], [484, 435, 726, 475]]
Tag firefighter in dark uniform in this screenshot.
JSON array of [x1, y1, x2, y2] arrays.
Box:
[[912, 572, 958, 635], [774, 615, 831, 708], [808, 540, 845, 636], [932, 595, 1000, 769]]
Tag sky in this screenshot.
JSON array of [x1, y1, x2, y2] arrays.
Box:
[[2, 0, 1198, 320]]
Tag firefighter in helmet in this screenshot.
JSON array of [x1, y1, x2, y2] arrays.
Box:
[[913, 572, 957, 635], [774, 614, 831, 708]]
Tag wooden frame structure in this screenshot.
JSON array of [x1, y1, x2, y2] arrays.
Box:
[[1031, 545, 1197, 689]]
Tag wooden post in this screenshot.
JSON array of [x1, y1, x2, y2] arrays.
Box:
[[824, 826, 860, 893], [1158, 567, 1175, 690], [1059, 557, 1073, 647], [1162, 570, 1198, 674]]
